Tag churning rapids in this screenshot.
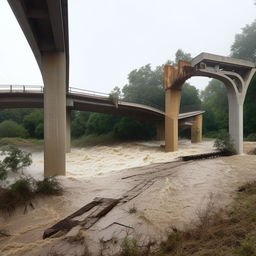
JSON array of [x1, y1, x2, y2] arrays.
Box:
[[1, 140, 256, 256]]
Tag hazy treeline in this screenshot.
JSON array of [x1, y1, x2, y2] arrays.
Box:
[[0, 20, 255, 141]]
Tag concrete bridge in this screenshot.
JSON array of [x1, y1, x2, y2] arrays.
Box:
[[0, 84, 204, 151], [7, 0, 256, 177]]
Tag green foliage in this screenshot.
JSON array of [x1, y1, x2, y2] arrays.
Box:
[[201, 79, 228, 133], [236, 236, 256, 256], [214, 130, 236, 155], [2, 146, 32, 173], [71, 111, 90, 138], [0, 120, 28, 138], [180, 83, 201, 112], [120, 237, 140, 256], [231, 20, 256, 62], [122, 64, 165, 110], [246, 133, 256, 141], [0, 176, 63, 214], [86, 113, 120, 135], [109, 86, 121, 105], [0, 109, 31, 124], [0, 176, 34, 214], [72, 133, 117, 147], [35, 177, 63, 195], [10, 176, 34, 195], [114, 118, 155, 140], [244, 75, 256, 136], [175, 49, 192, 63], [23, 110, 43, 138]]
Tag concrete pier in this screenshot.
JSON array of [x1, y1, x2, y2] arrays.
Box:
[[191, 114, 202, 143], [42, 52, 66, 177]]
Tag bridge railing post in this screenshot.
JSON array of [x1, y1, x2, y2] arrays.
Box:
[[10, 85, 12, 93], [23, 85, 25, 93]]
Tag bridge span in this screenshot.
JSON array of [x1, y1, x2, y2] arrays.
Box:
[[0, 84, 204, 145]]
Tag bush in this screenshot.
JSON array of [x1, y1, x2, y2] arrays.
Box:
[[35, 177, 63, 195], [23, 110, 43, 138], [246, 133, 256, 141], [0, 177, 35, 213], [0, 120, 28, 138], [214, 130, 236, 155], [2, 146, 32, 173], [0, 146, 32, 181], [114, 117, 155, 140], [236, 236, 256, 256]]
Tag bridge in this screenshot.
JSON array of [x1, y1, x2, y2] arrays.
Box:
[[7, 0, 256, 177], [0, 84, 204, 150]]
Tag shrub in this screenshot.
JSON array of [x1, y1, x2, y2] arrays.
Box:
[[236, 236, 256, 256], [0, 177, 35, 214], [246, 133, 256, 141], [2, 146, 32, 173], [0, 120, 28, 138], [35, 177, 63, 195], [120, 237, 140, 256], [214, 130, 236, 155]]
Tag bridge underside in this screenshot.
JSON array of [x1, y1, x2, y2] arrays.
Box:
[[8, 0, 69, 176], [0, 90, 204, 146]]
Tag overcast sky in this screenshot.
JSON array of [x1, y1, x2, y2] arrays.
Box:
[[0, 0, 255, 93]]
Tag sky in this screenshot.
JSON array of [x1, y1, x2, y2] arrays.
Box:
[[0, 0, 255, 93]]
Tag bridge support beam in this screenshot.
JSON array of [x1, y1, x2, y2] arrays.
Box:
[[191, 114, 203, 143], [165, 88, 181, 152], [66, 109, 71, 153], [42, 52, 66, 177], [156, 122, 165, 140], [228, 92, 243, 154]]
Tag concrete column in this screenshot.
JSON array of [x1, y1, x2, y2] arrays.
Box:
[[191, 114, 203, 143], [156, 122, 165, 140], [42, 52, 66, 177], [66, 109, 71, 153], [165, 88, 181, 152], [228, 92, 243, 154]]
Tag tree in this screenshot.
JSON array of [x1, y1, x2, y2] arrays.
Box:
[[0, 120, 28, 138], [23, 110, 43, 138], [201, 79, 228, 134], [71, 111, 90, 138], [175, 49, 192, 63], [180, 83, 201, 112], [230, 20, 256, 138], [231, 20, 256, 62]]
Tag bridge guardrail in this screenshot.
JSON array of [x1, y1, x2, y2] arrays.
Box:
[[0, 84, 44, 93], [0, 84, 164, 111]]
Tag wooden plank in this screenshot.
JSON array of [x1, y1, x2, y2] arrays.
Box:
[[43, 197, 119, 239]]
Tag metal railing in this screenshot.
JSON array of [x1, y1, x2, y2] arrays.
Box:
[[0, 84, 164, 111], [0, 84, 44, 93]]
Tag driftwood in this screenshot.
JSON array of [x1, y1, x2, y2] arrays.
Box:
[[43, 197, 119, 239]]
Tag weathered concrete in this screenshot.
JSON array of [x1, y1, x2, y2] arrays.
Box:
[[42, 52, 66, 177], [191, 114, 202, 143], [165, 88, 181, 151], [164, 52, 256, 154], [66, 109, 71, 153]]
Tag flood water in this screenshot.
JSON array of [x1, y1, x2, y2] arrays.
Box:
[[1, 140, 256, 256]]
